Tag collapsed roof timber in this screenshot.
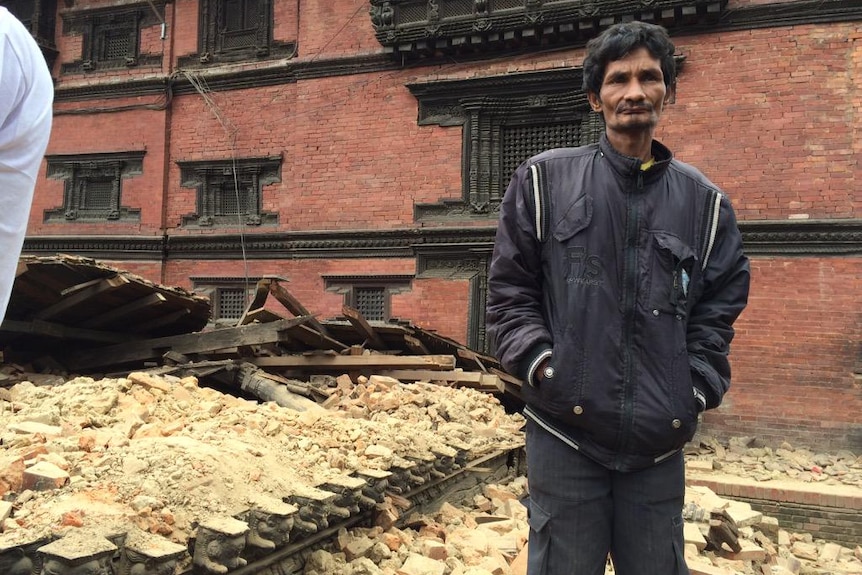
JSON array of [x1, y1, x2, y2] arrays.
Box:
[[1, 254, 522, 402]]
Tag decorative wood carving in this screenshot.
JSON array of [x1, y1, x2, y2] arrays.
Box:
[[368, 0, 728, 57]]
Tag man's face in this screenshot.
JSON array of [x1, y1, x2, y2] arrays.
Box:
[[588, 47, 672, 137]]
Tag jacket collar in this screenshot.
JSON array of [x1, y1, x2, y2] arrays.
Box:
[[598, 133, 673, 184]]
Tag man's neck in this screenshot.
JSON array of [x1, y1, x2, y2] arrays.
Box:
[[606, 130, 655, 163]]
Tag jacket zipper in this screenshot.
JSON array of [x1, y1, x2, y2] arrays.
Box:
[[618, 170, 642, 460]]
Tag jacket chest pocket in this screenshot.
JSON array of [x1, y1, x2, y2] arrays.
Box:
[[642, 231, 697, 317]]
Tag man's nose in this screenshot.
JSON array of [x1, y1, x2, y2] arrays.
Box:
[[624, 80, 647, 100]]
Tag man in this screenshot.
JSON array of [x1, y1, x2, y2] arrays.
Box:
[[0, 7, 53, 321], [486, 22, 750, 575]]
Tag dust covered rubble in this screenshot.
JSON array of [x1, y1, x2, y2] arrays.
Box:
[[293, 477, 862, 575], [1, 371, 860, 575], [686, 435, 862, 489], [0, 371, 524, 552]]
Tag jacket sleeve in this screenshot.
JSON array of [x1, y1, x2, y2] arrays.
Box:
[[486, 162, 553, 383], [688, 193, 750, 410]]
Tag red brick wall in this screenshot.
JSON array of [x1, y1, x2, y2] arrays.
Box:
[[705, 257, 862, 450], [29, 0, 861, 449], [660, 26, 861, 220], [163, 258, 471, 342], [32, 104, 168, 235]]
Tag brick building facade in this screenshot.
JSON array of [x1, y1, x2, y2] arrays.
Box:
[[6, 0, 861, 449]]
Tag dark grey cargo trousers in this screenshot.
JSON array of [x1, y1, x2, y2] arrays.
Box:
[[525, 419, 690, 575]]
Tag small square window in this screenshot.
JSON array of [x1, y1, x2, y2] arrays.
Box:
[[216, 287, 247, 321], [353, 287, 386, 321], [99, 26, 134, 60], [81, 14, 139, 69], [323, 275, 413, 323], [198, 0, 274, 61]]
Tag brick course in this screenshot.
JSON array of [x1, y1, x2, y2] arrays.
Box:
[[27, 0, 862, 450]]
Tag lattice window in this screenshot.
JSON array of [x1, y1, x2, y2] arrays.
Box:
[[409, 68, 599, 220], [81, 178, 114, 211], [397, 2, 427, 23], [501, 122, 581, 190], [179, 157, 281, 227], [83, 14, 138, 68], [353, 287, 386, 321], [323, 275, 413, 323], [216, 287, 247, 320], [44, 153, 144, 222], [214, 180, 251, 217], [441, 0, 473, 19], [191, 277, 262, 326], [490, 0, 522, 11], [198, 0, 273, 61], [219, 0, 260, 51]]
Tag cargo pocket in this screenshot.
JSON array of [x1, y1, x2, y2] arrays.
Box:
[[527, 497, 552, 574]]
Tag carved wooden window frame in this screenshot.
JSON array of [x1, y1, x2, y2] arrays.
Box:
[[44, 152, 144, 222], [60, 3, 165, 74], [191, 276, 262, 325], [323, 275, 413, 322], [178, 157, 281, 228], [85, 13, 140, 69], [198, 0, 273, 62], [408, 67, 600, 221]]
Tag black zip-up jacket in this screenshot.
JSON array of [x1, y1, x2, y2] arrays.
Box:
[[487, 134, 750, 471]]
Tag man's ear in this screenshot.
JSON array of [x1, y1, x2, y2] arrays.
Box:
[[587, 91, 602, 112], [665, 84, 676, 105]]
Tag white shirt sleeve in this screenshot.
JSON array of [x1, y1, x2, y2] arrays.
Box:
[[0, 7, 53, 321]]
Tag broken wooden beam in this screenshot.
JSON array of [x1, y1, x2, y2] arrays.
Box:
[[268, 280, 332, 338], [375, 369, 502, 392], [0, 319, 137, 344], [341, 305, 387, 350], [248, 354, 457, 371], [80, 293, 168, 329], [34, 275, 130, 320], [237, 278, 273, 326], [62, 316, 315, 371]]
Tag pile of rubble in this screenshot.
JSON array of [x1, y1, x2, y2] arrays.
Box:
[[687, 435, 862, 489], [0, 369, 860, 575], [0, 371, 524, 573]]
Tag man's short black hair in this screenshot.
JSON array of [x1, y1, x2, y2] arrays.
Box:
[[582, 22, 676, 96]]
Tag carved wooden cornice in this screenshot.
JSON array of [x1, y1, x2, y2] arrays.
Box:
[[683, 0, 862, 32], [739, 219, 862, 256], [51, 0, 861, 101], [22, 220, 862, 260], [60, 0, 167, 33], [369, 0, 728, 58], [23, 236, 164, 260]]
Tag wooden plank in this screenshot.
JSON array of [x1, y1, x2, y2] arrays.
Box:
[[63, 315, 314, 371], [130, 308, 191, 333], [249, 354, 457, 370], [81, 293, 167, 329], [35, 275, 130, 320], [0, 319, 136, 344], [341, 305, 387, 350], [268, 280, 331, 338], [376, 369, 502, 391], [240, 308, 285, 324], [237, 278, 273, 325], [281, 323, 349, 352], [402, 334, 430, 354], [489, 367, 523, 398], [456, 348, 491, 372]]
